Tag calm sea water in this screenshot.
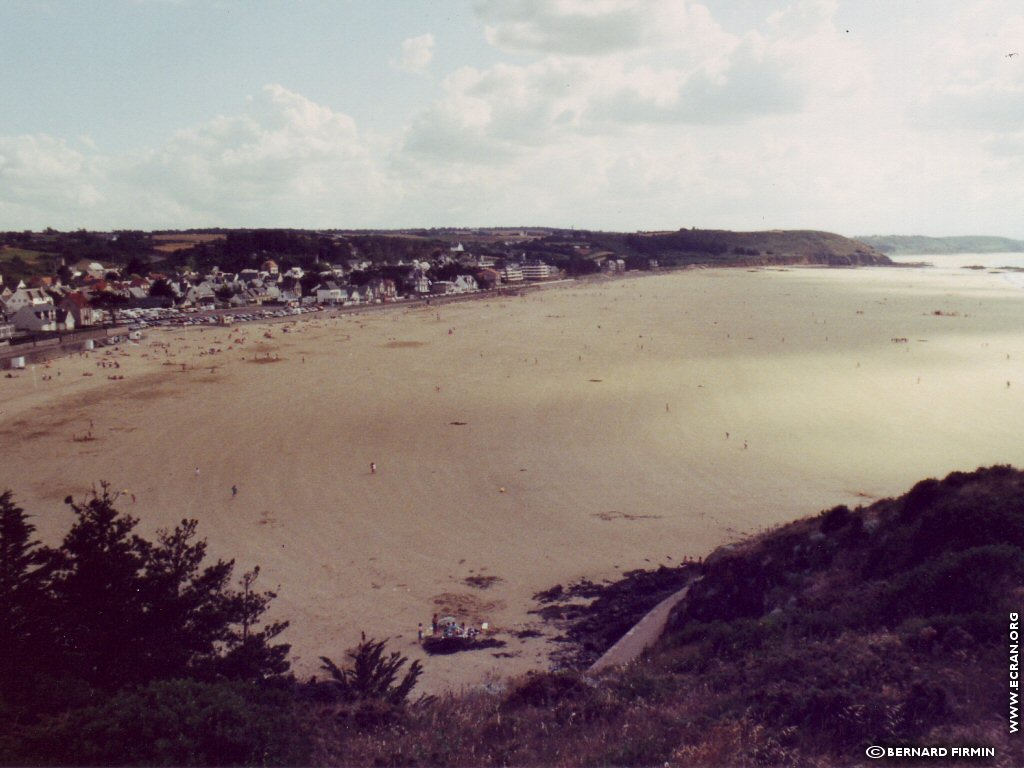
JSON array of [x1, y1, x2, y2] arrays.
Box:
[[887, 252, 1024, 289]]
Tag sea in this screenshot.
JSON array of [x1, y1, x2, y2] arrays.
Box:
[[887, 252, 1024, 290]]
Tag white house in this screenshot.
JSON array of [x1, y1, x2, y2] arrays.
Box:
[[60, 293, 101, 328], [366, 277, 398, 300], [430, 281, 456, 295], [56, 307, 75, 332], [12, 301, 58, 332], [1, 284, 51, 315], [86, 262, 108, 279], [412, 272, 431, 295], [502, 263, 524, 283], [183, 282, 218, 309], [316, 281, 346, 304], [453, 275, 479, 293], [522, 261, 556, 281]]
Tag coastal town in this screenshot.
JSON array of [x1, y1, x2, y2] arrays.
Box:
[[0, 229, 640, 359], [1, 226, 892, 360]]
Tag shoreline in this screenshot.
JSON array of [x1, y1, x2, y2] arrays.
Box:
[[2, 260, 913, 370], [4, 261, 1023, 694]]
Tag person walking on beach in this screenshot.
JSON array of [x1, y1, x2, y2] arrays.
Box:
[[370, 462, 377, 474], [195, 466, 200, 478], [231, 484, 238, 498], [418, 623, 424, 643]]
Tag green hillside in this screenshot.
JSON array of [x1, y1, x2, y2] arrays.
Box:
[[596, 228, 892, 266], [859, 235, 1024, 255]]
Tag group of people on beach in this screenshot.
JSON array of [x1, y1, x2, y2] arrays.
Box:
[[418, 613, 483, 643]]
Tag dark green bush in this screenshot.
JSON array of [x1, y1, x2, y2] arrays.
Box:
[[18, 679, 308, 766], [503, 671, 591, 710], [877, 545, 1024, 624], [819, 504, 851, 534]]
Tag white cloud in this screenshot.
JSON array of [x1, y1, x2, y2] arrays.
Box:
[[0, 135, 105, 227], [390, 33, 435, 75], [2, 2, 1024, 236], [122, 84, 393, 227], [474, 0, 732, 58], [402, 0, 871, 166], [0, 85, 396, 229], [911, 3, 1024, 132]]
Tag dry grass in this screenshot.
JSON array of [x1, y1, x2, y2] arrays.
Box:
[[151, 234, 226, 253]]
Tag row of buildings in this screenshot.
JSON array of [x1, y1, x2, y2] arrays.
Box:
[[0, 254, 564, 342], [0, 282, 104, 336]]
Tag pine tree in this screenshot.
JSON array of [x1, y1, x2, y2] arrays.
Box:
[[0, 490, 53, 694], [47, 484, 152, 688], [46, 483, 290, 689]]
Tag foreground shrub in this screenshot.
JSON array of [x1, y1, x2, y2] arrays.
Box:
[[17, 679, 308, 766], [319, 634, 423, 707], [503, 670, 592, 710]]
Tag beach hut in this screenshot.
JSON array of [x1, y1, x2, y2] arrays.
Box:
[[10, 356, 26, 369]]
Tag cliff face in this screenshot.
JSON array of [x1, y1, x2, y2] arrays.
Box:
[[622, 228, 892, 267]]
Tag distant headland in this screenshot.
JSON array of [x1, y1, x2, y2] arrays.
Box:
[[858, 234, 1024, 255]]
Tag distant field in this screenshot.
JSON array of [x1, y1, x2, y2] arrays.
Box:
[[0, 245, 54, 264], [152, 233, 226, 253], [0, 246, 58, 282]]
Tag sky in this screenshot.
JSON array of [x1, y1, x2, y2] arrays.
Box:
[[1, 0, 1023, 237]]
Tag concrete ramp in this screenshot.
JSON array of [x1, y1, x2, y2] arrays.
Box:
[[587, 581, 696, 676]]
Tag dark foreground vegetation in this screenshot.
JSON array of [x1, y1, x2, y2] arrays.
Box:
[[4, 467, 1023, 765]]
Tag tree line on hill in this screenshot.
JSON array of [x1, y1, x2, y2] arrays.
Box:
[[4, 226, 896, 292]]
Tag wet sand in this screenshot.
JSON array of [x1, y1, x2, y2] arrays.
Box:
[[3, 264, 1023, 692]]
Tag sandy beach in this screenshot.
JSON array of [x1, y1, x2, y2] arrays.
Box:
[[3, 262, 1024, 693]]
